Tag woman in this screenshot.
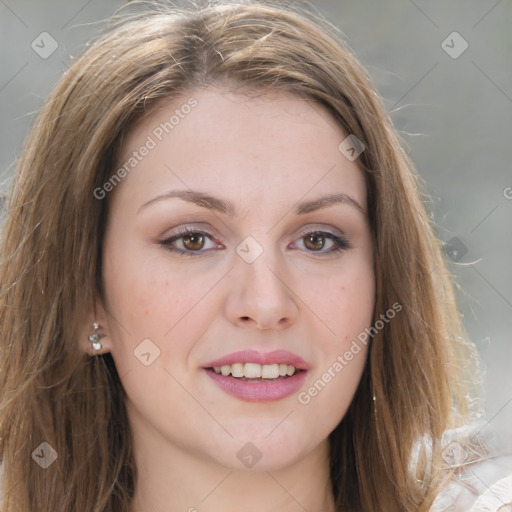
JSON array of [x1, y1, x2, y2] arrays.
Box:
[[0, 1, 509, 511]]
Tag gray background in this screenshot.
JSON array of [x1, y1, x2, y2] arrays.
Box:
[[1, 1, 511, 436]]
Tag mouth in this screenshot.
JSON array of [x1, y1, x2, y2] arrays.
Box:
[[202, 350, 309, 402]]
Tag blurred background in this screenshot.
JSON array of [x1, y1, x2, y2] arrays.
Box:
[[1, 0, 511, 446]]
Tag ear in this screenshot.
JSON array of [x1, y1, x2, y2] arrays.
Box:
[[78, 298, 114, 357]]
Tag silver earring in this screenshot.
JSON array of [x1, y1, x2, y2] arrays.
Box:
[[88, 322, 103, 351]]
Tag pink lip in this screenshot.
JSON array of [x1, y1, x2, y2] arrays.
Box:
[[204, 369, 307, 402], [202, 350, 310, 403], [202, 350, 310, 370]]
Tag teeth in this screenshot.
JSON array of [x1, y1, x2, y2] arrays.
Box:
[[261, 364, 279, 379], [231, 363, 244, 377], [244, 362, 262, 378], [212, 363, 297, 379]]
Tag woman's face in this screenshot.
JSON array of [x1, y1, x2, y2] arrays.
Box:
[[98, 87, 375, 472]]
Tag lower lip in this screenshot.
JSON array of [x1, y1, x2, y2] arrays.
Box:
[[204, 369, 308, 402]]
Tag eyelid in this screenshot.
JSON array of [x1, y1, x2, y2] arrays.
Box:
[[294, 223, 346, 239], [161, 226, 223, 247], [161, 222, 223, 241], [161, 222, 346, 242]]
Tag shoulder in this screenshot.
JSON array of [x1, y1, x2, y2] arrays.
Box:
[[471, 475, 512, 511], [430, 419, 512, 512]]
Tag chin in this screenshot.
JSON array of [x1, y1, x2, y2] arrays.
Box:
[[205, 425, 318, 472]]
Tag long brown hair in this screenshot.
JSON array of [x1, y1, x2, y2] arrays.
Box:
[[0, 1, 480, 510]]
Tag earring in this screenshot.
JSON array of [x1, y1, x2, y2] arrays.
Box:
[[88, 322, 103, 351]]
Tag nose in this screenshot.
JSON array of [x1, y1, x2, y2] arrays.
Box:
[[224, 249, 299, 330]]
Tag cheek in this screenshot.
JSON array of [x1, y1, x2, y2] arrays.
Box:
[[298, 271, 373, 416], [101, 251, 213, 408], [102, 247, 223, 369], [105, 249, 187, 325], [309, 258, 375, 342], [299, 342, 368, 440], [295, 257, 374, 425]]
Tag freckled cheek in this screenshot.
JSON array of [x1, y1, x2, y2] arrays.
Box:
[[314, 266, 374, 343], [103, 250, 164, 321], [113, 258, 213, 338], [121, 274, 184, 326]]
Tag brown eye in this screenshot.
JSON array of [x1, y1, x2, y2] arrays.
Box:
[[182, 232, 205, 251], [294, 230, 352, 256], [160, 228, 221, 257], [304, 233, 326, 251]]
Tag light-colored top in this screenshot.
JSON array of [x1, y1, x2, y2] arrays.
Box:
[[431, 419, 512, 511]]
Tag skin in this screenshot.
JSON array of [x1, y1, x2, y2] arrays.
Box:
[[82, 87, 375, 512]]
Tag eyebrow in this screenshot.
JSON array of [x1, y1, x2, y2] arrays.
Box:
[[137, 189, 366, 216]]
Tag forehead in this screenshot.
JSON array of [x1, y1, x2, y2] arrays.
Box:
[[112, 87, 367, 216]]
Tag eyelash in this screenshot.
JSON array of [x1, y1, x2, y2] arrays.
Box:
[[159, 226, 352, 258]]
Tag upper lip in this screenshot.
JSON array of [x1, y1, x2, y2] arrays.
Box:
[[203, 350, 310, 370]]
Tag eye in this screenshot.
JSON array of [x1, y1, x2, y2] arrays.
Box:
[[293, 230, 351, 255], [160, 228, 221, 256], [159, 227, 351, 258]]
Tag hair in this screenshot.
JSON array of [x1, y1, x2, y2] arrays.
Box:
[[0, 1, 482, 511]]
